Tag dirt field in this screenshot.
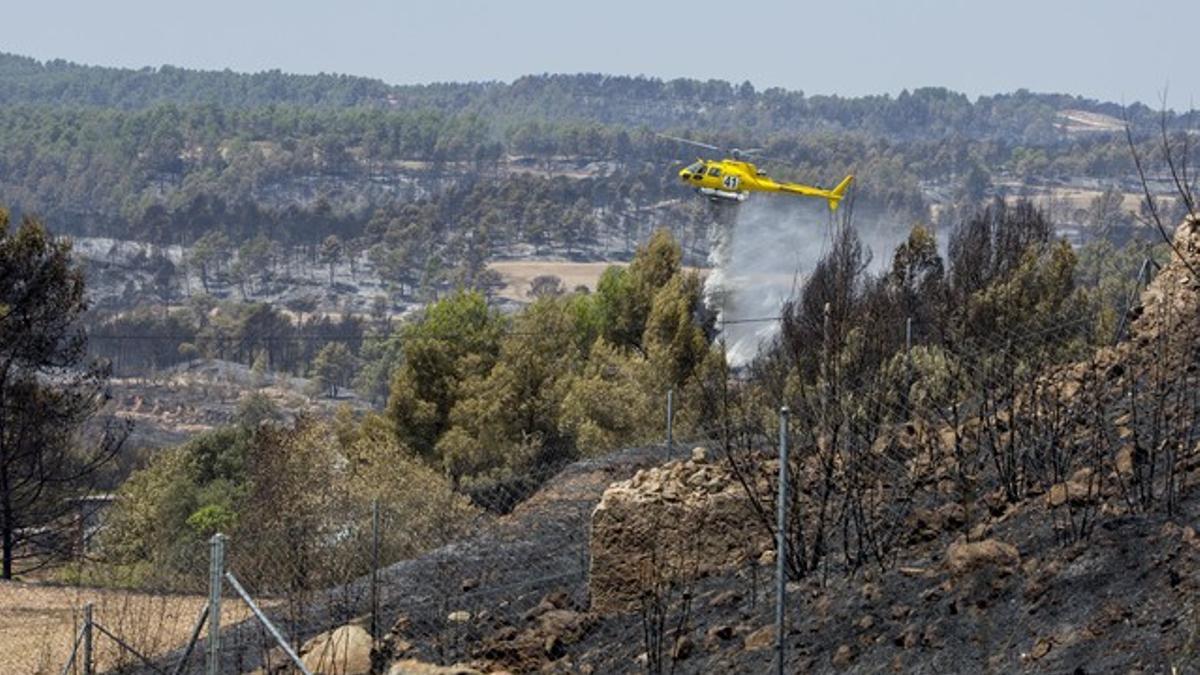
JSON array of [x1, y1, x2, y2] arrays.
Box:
[[0, 581, 255, 674], [488, 260, 710, 302], [489, 260, 619, 301]]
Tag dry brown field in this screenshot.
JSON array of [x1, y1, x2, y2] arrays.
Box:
[[0, 580, 255, 674], [488, 260, 710, 302]]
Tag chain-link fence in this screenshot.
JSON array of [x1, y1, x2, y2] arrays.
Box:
[[5, 368, 688, 675], [3, 537, 231, 674], [7, 249, 1183, 674]]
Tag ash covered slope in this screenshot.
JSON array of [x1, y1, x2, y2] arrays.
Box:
[[548, 216, 1200, 674]]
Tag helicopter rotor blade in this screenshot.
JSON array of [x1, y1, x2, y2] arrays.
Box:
[[655, 133, 723, 153], [742, 151, 794, 167], [729, 147, 767, 161]]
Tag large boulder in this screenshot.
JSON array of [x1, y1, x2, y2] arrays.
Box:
[[589, 452, 768, 613], [300, 624, 374, 675], [945, 538, 1020, 577]]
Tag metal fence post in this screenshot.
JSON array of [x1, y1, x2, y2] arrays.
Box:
[[83, 603, 94, 675], [904, 316, 914, 418], [207, 533, 225, 675], [666, 389, 675, 458], [370, 498, 381, 643], [776, 406, 789, 675]]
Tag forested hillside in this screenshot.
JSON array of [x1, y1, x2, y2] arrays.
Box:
[[4, 52, 1196, 135], [1, 50, 1194, 254], [4, 52, 1193, 431]]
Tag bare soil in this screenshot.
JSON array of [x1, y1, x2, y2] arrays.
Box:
[[488, 261, 623, 301]]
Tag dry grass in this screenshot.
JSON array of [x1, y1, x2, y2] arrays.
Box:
[[0, 580, 256, 674], [488, 260, 622, 301]]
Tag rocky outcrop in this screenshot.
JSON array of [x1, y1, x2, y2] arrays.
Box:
[[1128, 214, 1200, 342], [588, 447, 769, 613]]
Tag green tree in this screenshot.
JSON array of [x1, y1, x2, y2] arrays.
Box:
[[311, 342, 357, 398], [436, 297, 579, 485], [595, 229, 683, 353], [559, 340, 655, 453], [386, 291, 504, 458], [320, 234, 342, 286], [236, 234, 272, 297], [529, 274, 564, 298], [643, 272, 710, 391], [0, 210, 128, 578], [965, 239, 1082, 331], [190, 231, 230, 294]]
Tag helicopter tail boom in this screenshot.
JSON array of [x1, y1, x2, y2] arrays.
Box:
[[774, 174, 855, 210]]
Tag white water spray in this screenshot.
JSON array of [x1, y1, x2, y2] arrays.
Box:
[[704, 198, 914, 366]]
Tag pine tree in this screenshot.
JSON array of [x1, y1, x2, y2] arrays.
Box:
[[0, 210, 129, 578]]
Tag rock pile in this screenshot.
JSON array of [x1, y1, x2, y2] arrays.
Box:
[[589, 447, 769, 613], [475, 591, 594, 672]]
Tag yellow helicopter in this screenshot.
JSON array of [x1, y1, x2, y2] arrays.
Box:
[[661, 134, 854, 209]]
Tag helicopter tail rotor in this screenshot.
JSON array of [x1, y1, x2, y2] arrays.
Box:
[[827, 175, 855, 211]]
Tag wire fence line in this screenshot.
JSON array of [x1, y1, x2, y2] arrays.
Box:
[[12, 386, 697, 675], [146, 437, 697, 675], [750, 293, 1191, 670]]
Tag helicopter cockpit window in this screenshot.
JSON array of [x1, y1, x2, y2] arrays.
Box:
[[707, 167, 722, 177], [686, 162, 704, 175]]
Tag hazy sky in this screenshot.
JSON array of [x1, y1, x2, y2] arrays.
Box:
[[3, 0, 1195, 106]]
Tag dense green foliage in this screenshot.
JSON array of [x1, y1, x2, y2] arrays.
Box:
[[382, 231, 717, 501], [4, 53, 1194, 136]]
